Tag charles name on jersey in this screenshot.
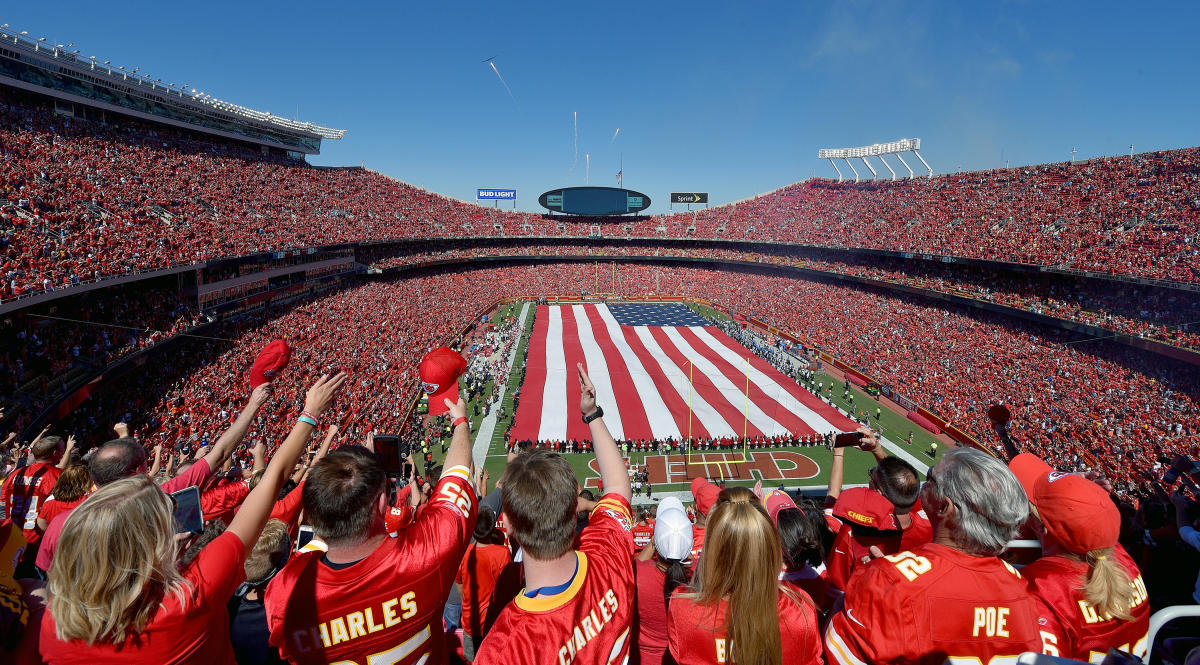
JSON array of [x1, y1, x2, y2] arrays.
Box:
[[288, 592, 419, 654], [557, 589, 622, 665]]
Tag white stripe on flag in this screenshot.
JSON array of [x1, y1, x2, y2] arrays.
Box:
[[538, 306, 568, 442], [572, 305, 625, 440], [661, 327, 790, 436], [595, 305, 681, 440], [690, 326, 846, 434], [633, 326, 735, 438]]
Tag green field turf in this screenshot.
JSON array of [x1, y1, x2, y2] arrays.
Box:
[[427, 299, 941, 497]]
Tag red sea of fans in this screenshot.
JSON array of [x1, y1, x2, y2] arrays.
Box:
[[4, 91, 1199, 305]]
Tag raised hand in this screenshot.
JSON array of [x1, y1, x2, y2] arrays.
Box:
[[578, 363, 597, 416], [444, 398, 467, 422], [303, 372, 349, 418]]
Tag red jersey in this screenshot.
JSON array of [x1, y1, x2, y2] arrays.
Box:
[[39, 531, 246, 665], [633, 559, 670, 665], [1, 462, 61, 563], [1024, 545, 1150, 662], [826, 543, 1042, 665], [264, 466, 475, 665], [632, 523, 653, 555], [667, 587, 821, 665], [475, 493, 635, 665], [39, 496, 85, 527], [826, 510, 933, 590], [201, 479, 250, 526], [456, 541, 511, 638]]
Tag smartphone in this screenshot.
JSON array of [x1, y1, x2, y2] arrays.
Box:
[[297, 525, 316, 551], [401, 461, 414, 479], [169, 486, 204, 535], [833, 432, 866, 448], [373, 435, 403, 475]]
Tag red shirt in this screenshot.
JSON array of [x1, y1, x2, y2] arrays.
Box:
[[38, 496, 85, 527], [1024, 545, 1150, 662], [1, 461, 61, 563], [826, 509, 934, 590], [264, 467, 476, 665], [456, 541, 511, 637], [632, 523, 653, 555], [200, 479, 250, 526], [633, 559, 670, 665], [37, 459, 213, 571], [39, 530, 247, 665], [826, 543, 1042, 665], [475, 493, 635, 665], [667, 587, 821, 665]]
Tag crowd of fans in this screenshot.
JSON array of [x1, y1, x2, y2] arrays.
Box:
[[0, 262, 1190, 506], [1, 364, 1195, 664], [3, 88, 1199, 307], [364, 242, 1200, 351]]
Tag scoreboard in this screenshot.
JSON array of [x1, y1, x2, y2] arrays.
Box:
[[538, 186, 651, 216]]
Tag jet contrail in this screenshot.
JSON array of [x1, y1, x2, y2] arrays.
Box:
[[611, 127, 620, 144], [568, 111, 579, 183], [489, 61, 519, 108]]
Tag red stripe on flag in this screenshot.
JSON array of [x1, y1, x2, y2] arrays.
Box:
[[675, 326, 816, 436], [618, 325, 711, 440], [647, 327, 765, 440], [706, 327, 860, 432], [510, 305, 550, 443], [583, 305, 654, 440], [560, 306, 590, 443]]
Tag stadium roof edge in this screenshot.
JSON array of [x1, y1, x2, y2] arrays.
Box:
[[0, 24, 344, 145]]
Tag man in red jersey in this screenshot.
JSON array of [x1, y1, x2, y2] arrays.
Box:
[[0, 433, 65, 576], [826, 448, 1043, 665], [474, 364, 634, 665], [265, 394, 475, 665], [1010, 453, 1150, 662], [457, 505, 510, 662], [824, 429, 932, 590]]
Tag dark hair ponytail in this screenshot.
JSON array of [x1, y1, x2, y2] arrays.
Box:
[[663, 559, 689, 609]]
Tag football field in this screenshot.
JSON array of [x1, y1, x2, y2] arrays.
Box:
[[454, 300, 942, 495]]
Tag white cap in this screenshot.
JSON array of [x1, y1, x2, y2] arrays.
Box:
[[654, 497, 694, 561]]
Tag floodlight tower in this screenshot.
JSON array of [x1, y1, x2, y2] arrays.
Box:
[[819, 138, 932, 181]]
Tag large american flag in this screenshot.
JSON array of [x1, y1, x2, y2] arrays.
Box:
[[510, 303, 858, 443]]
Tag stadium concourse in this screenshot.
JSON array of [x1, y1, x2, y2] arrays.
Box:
[[1, 83, 1200, 665]]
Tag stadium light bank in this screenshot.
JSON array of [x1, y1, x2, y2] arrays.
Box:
[[818, 138, 932, 183]]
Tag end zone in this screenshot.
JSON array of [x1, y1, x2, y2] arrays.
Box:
[[583, 451, 820, 489]]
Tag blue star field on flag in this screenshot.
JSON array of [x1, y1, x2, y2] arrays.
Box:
[[606, 303, 710, 327]]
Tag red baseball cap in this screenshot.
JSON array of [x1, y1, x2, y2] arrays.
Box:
[[419, 347, 466, 416], [1009, 453, 1119, 554], [691, 477, 721, 516], [250, 340, 290, 388], [832, 487, 900, 531], [763, 489, 799, 524]]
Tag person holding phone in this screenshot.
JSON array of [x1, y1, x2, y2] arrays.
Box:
[[39, 373, 347, 665]]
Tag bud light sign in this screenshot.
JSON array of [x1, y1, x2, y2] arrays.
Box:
[[477, 189, 517, 200]]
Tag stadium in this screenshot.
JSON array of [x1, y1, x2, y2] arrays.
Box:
[[1, 6, 1198, 665]]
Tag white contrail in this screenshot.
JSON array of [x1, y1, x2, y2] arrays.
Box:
[[611, 127, 620, 144], [568, 111, 579, 183], [489, 61, 519, 108]]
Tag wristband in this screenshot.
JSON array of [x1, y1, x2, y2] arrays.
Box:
[[582, 406, 604, 424], [298, 415, 318, 427], [453, 416, 469, 429], [301, 410, 319, 422]]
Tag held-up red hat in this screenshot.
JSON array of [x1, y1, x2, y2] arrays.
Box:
[[832, 487, 901, 531], [1009, 453, 1119, 555], [250, 340, 290, 388], [419, 347, 466, 416]]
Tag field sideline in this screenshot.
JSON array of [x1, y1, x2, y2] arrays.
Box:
[[444, 300, 942, 495]]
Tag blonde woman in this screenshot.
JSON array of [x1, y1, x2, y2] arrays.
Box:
[[39, 373, 346, 665], [1010, 453, 1150, 661], [667, 487, 821, 665]]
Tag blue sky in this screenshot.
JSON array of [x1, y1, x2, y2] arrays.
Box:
[[7, 2, 1200, 213]]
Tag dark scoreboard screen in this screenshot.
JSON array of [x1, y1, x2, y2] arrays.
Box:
[[539, 187, 651, 216]]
